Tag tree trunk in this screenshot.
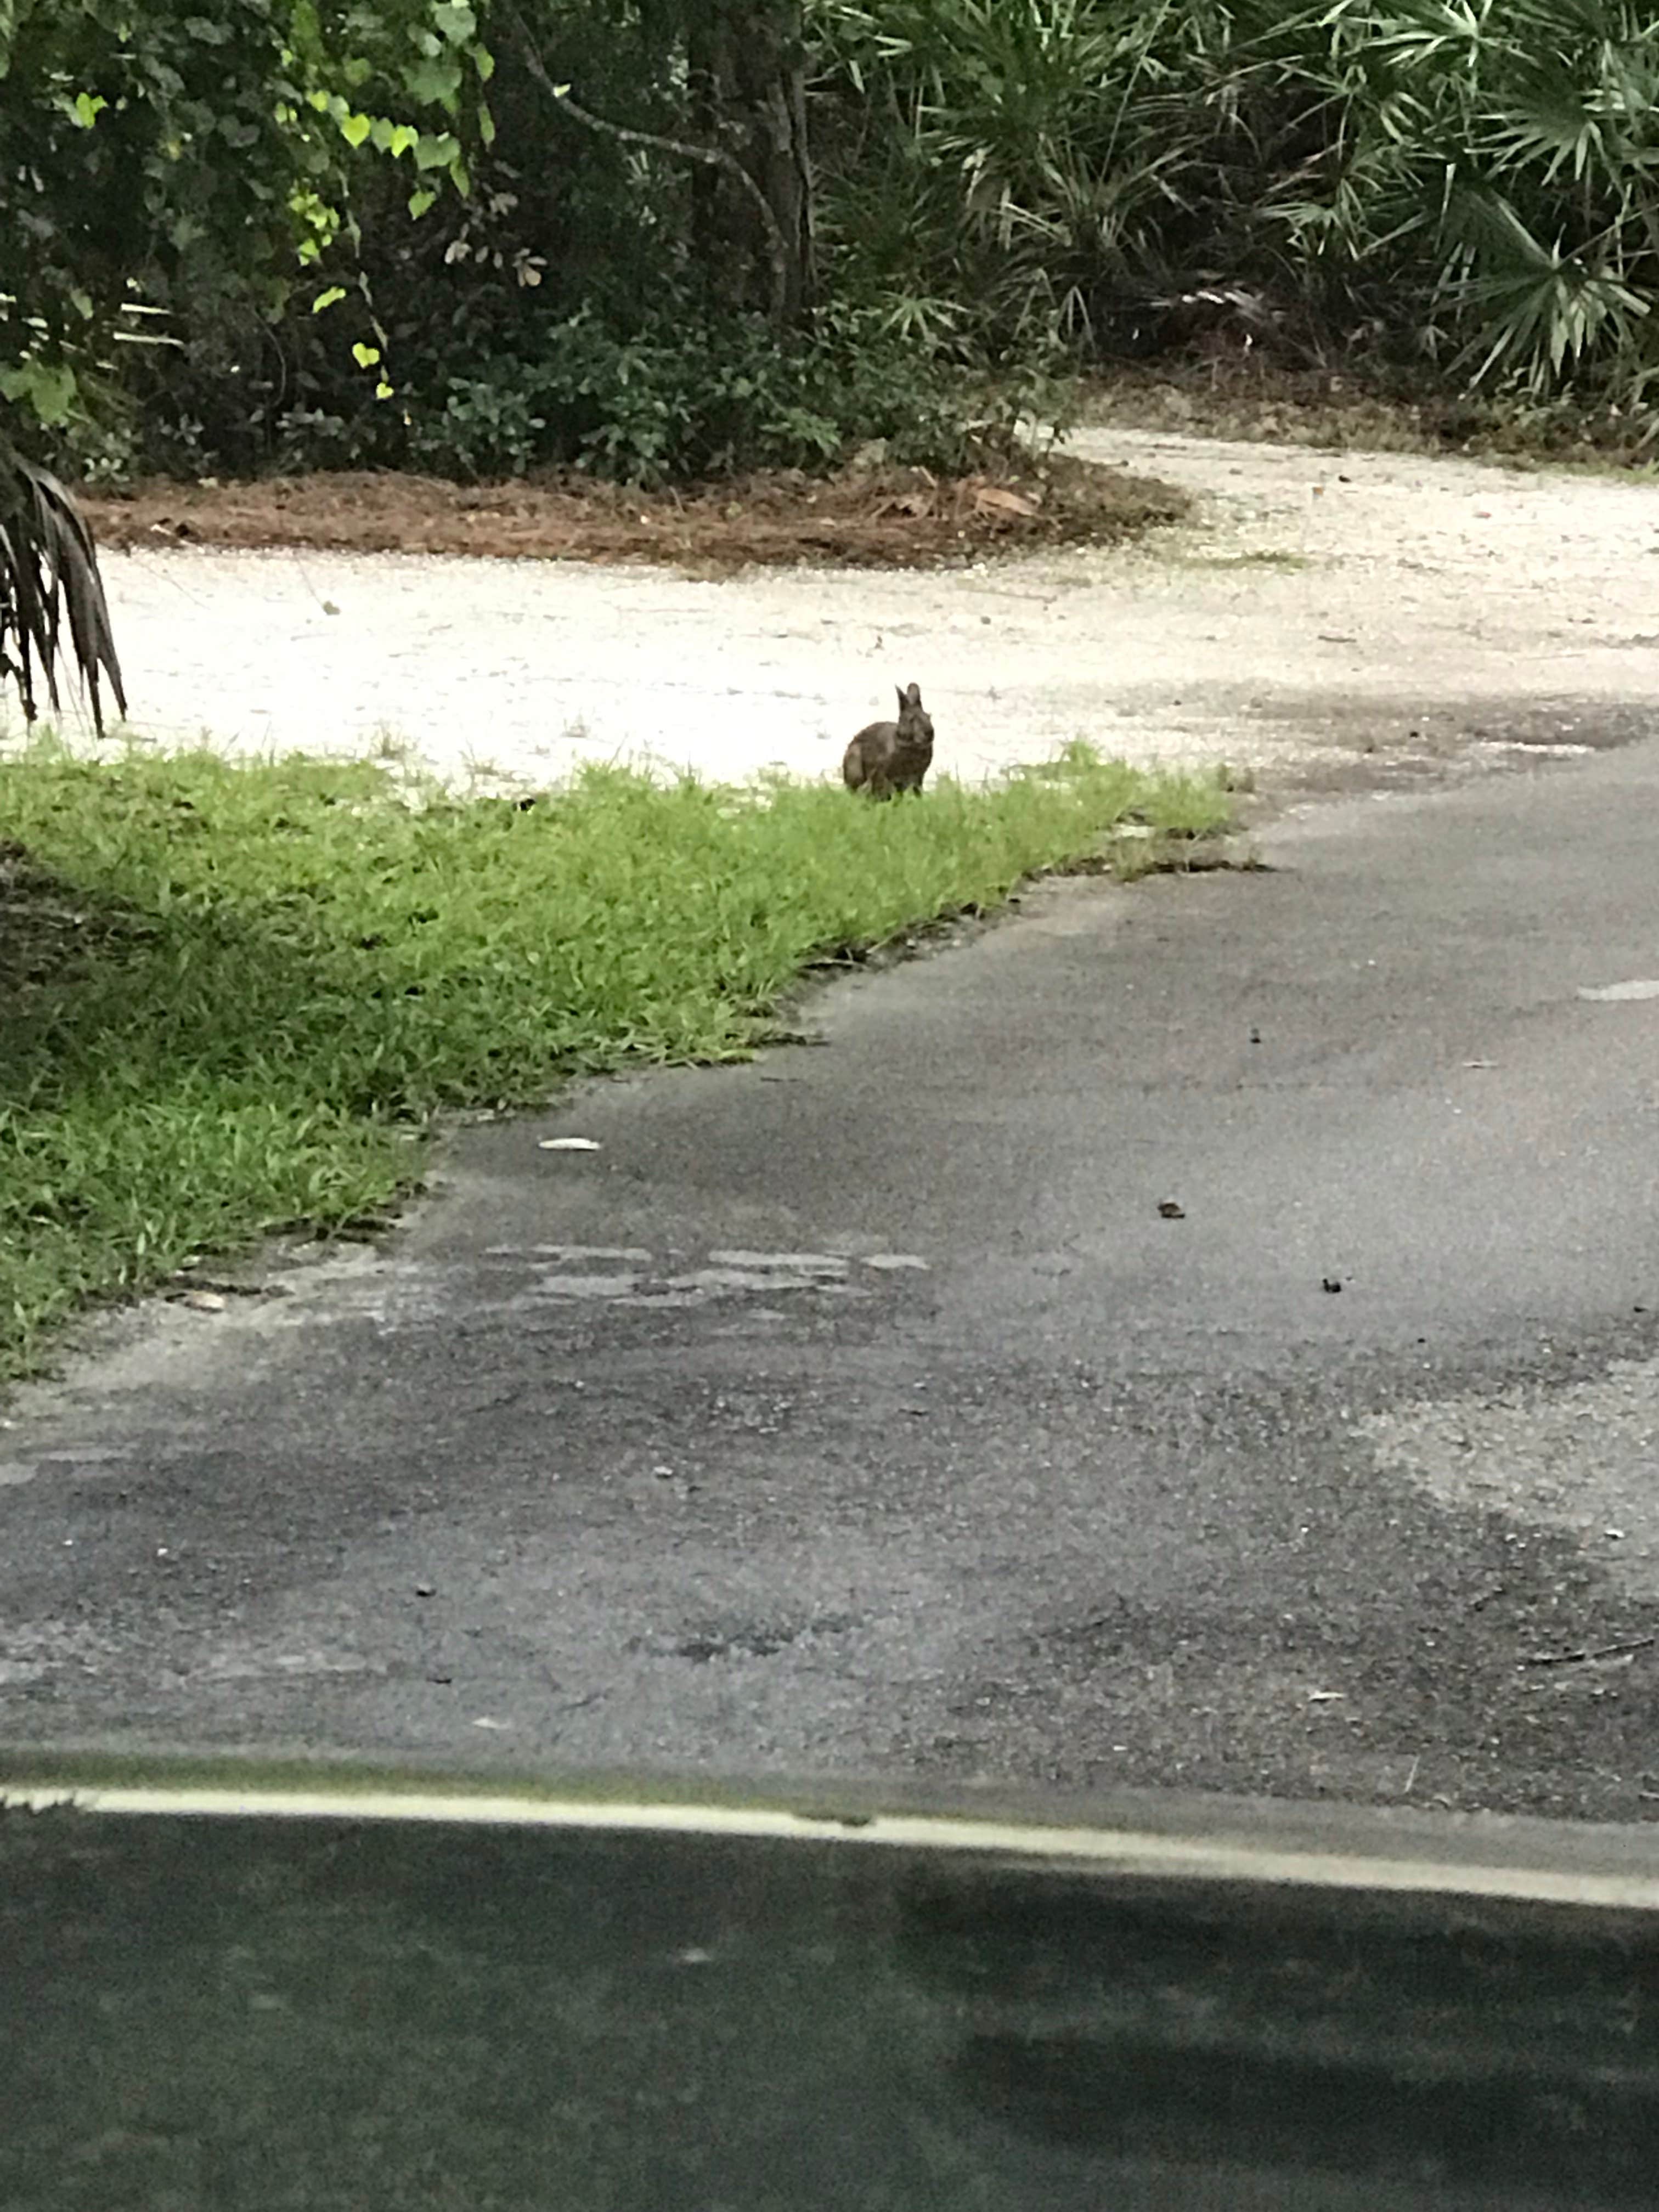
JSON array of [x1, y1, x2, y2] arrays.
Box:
[[687, 1, 813, 329]]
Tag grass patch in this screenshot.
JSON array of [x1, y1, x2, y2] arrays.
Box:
[[0, 739, 1229, 1377]]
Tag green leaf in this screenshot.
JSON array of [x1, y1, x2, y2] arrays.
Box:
[[351, 342, 381, 368], [413, 130, 460, 171], [407, 188, 438, 218], [0, 357, 79, 428], [375, 379, 396, 400], [404, 54, 463, 109], [339, 110, 373, 149], [478, 100, 495, 147], [311, 286, 347, 313], [432, 2, 476, 42], [69, 91, 108, 128]]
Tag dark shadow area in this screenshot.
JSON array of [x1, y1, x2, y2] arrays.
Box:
[[0, 840, 159, 1030], [904, 1868, 1659, 2199], [4, 1799, 1658, 2211]]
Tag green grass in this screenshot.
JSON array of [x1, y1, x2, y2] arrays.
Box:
[[0, 738, 1229, 1376]]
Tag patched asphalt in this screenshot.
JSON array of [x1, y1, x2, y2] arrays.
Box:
[[7, 731, 1659, 1815]]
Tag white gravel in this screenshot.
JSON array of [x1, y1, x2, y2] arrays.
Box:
[[30, 424, 1659, 792]]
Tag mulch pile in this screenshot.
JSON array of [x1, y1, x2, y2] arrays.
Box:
[[77, 454, 1188, 574]]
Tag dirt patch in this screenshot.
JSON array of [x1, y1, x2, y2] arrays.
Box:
[[77, 455, 1188, 575]]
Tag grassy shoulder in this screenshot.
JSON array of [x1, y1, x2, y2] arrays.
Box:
[[0, 741, 1229, 1379]]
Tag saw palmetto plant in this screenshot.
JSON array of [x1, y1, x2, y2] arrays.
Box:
[[812, 0, 1659, 410], [0, 443, 126, 737], [1277, 0, 1659, 402]]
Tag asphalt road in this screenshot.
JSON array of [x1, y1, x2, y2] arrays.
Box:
[[7, 733, 1659, 1816]]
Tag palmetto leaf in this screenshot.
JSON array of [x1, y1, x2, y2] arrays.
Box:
[[0, 444, 127, 736], [815, 0, 1659, 399], [1442, 187, 1650, 384]]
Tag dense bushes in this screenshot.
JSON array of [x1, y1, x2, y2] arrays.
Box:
[[816, 1, 1659, 408], [0, 0, 486, 445], [130, 297, 1067, 487], [17, 1, 1659, 484]]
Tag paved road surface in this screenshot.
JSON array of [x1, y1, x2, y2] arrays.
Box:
[[6, 737, 1659, 1815]]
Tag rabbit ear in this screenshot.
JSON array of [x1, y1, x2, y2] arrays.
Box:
[[898, 681, 921, 707]]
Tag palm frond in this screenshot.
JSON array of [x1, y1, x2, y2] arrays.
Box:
[[0, 446, 127, 737]]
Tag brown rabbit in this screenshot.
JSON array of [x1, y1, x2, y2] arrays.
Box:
[[842, 681, 934, 797]]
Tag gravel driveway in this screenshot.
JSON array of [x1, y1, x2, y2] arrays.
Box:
[[51, 426, 1659, 791]]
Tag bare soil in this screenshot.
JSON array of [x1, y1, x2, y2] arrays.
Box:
[[77, 455, 1187, 576]]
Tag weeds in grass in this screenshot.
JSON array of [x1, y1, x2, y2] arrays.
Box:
[[0, 738, 1229, 1374]]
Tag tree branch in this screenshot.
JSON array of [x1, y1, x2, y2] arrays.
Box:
[[502, 5, 791, 315]]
